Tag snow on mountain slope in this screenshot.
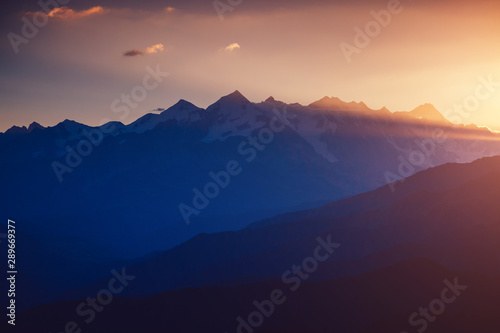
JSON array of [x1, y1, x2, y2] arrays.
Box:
[[126, 99, 205, 133], [4, 90, 500, 170], [202, 90, 267, 142]]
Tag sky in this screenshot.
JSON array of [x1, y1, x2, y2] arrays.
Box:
[[1, 0, 500, 132]]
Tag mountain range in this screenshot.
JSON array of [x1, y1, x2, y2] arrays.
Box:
[[14, 152, 500, 333], [2, 91, 500, 318]]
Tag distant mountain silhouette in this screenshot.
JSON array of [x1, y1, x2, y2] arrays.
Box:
[[18, 156, 500, 332], [18, 258, 500, 333], [308, 96, 375, 114], [55, 156, 500, 309], [394, 103, 451, 125]]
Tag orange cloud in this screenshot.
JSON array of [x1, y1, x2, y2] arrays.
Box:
[[46, 6, 105, 19], [145, 43, 165, 54], [165, 7, 175, 13], [224, 43, 240, 52]]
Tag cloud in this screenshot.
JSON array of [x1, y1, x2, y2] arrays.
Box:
[[123, 43, 165, 57], [145, 43, 165, 54], [224, 43, 240, 52], [123, 49, 144, 57], [44, 6, 105, 19]]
